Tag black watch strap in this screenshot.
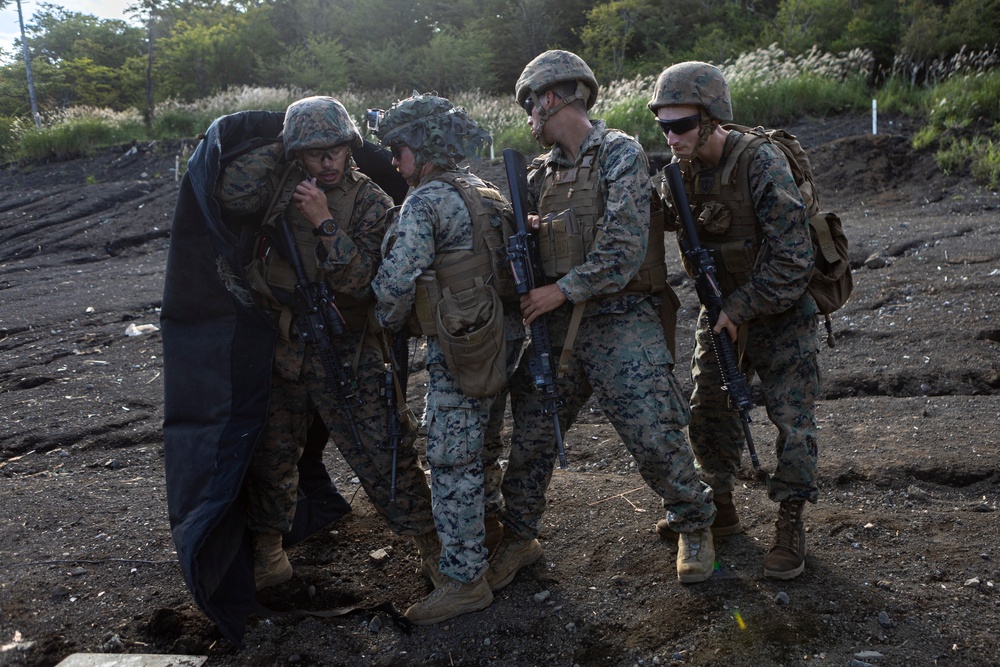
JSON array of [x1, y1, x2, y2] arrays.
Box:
[[313, 218, 338, 236]]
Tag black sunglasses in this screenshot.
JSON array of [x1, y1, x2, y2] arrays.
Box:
[[521, 96, 535, 116], [657, 114, 701, 136], [389, 144, 405, 160]]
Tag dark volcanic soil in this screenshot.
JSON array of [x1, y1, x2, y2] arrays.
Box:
[[1, 114, 999, 667]]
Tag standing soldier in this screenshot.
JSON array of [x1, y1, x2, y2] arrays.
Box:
[[372, 93, 516, 624], [648, 62, 820, 579], [216, 96, 441, 590], [490, 50, 718, 590]]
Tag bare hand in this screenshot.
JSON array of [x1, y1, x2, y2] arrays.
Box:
[[527, 213, 541, 230], [292, 178, 331, 228], [521, 284, 567, 326], [713, 310, 738, 343]]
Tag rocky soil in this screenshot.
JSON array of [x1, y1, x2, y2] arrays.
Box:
[[1, 113, 998, 667]]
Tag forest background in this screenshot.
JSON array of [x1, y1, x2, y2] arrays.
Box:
[[1, 0, 999, 186]]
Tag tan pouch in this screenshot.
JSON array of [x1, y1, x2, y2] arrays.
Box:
[[410, 270, 442, 336], [436, 280, 507, 398]]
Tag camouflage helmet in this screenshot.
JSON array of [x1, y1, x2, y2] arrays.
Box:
[[282, 96, 363, 158], [376, 92, 491, 168], [515, 50, 599, 110], [648, 61, 733, 122]]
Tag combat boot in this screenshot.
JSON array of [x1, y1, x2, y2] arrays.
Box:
[[404, 575, 494, 625], [655, 492, 743, 541], [252, 530, 293, 590], [413, 531, 448, 588], [763, 499, 807, 580], [676, 527, 715, 583], [485, 537, 542, 591], [484, 514, 505, 556]]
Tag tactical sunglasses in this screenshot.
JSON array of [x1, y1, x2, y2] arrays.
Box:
[[521, 96, 535, 116], [657, 114, 701, 136], [389, 143, 406, 160]]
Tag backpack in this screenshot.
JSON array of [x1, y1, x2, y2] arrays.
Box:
[[724, 124, 854, 346]]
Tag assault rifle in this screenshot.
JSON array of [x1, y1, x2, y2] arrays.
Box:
[[663, 162, 759, 469], [502, 148, 568, 469], [379, 361, 400, 500], [272, 213, 365, 453]]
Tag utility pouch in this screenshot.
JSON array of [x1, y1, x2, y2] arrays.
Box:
[[538, 208, 585, 278], [410, 270, 442, 337], [435, 280, 507, 398]]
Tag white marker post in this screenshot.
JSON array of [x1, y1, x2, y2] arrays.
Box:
[[872, 99, 878, 135]]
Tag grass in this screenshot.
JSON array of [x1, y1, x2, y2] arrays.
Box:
[[5, 45, 1000, 189]]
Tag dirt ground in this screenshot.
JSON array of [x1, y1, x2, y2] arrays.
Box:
[[1, 113, 998, 667]]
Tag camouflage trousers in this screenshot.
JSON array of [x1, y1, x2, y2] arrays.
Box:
[[246, 334, 435, 537], [483, 334, 525, 519], [500, 297, 715, 539], [689, 296, 821, 503], [424, 337, 495, 584]]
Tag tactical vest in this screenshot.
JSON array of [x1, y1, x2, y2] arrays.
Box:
[[249, 165, 371, 333], [535, 134, 666, 294], [676, 130, 767, 297], [411, 171, 516, 336]]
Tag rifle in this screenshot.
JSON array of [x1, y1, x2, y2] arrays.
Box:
[[378, 330, 409, 501], [663, 162, 759, 469], [271, 213, 365, 453], [502, 148, 568, 469]]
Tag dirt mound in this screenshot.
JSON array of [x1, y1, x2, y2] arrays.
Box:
[[1, 115, 998, 667]]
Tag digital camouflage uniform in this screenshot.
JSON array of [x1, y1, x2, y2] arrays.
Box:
[[500, 121, 716, 541], [671, 135, 821, 504], [218, 139, 435, 541], [374, 170, 505, 584], [372, 93, 505, 593]]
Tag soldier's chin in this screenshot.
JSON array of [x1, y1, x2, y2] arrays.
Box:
[[670, 148, 693, 160]]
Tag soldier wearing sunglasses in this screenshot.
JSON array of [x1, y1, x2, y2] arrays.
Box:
[[649, 62, 821, 580]]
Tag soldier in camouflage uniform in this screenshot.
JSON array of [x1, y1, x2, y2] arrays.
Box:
[[215, 96, 439, 590], [649, 62, 821, 579], [372, 92, 514, 624], [489, 50, 718, 590]]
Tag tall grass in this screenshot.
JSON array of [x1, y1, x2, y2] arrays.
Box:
[[6, 45, 1000, 189]]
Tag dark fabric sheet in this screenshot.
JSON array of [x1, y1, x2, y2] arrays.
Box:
[[161, 110, 404, 646]]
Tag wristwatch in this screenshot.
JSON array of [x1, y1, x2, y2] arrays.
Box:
[[313, 218, 338, 236]]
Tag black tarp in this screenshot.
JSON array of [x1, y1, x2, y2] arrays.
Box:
[[161, 110, 405, 646]]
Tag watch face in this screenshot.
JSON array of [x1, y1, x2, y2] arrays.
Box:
[[322, 219, 337, 235]]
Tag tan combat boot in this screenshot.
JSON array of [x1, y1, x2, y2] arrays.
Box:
[[763, 499, 807, 579], [676, 527, 716, 583], [484, 514, 505, 556], [413, 531, 448, 588], [655, 492, 744, 540], [485, 538, 543, 591], [252, 530, 293, 590], [404, 575, 494, 625]]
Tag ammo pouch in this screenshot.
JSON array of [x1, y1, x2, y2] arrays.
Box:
[[538, 208, 598, 278], [435, 279, 507, 398]]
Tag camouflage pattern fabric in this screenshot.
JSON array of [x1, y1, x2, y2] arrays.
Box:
[[647, 61, 733, 122], [500, 121, 716, 537], [248, 335, 435, 536], [526, 122, 655, 316], [515, 49, 599, 109], [500, 298, 715, 538], [282, 95, 363, 155], [681, 135, 821, 503], [376, 93, 491, 169], [372, 168, 499, 584], [218, 145, 436, 539]]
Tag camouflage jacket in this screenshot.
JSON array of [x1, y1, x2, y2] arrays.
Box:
[[217, 142, 391, 303], [372, 168, 478, 335], [527, 120, 652, 316], [678, 132, 815, 325]]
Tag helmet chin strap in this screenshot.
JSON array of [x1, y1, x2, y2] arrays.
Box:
[[530, 81, 592, 149], [690, 111, 716, 163]]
